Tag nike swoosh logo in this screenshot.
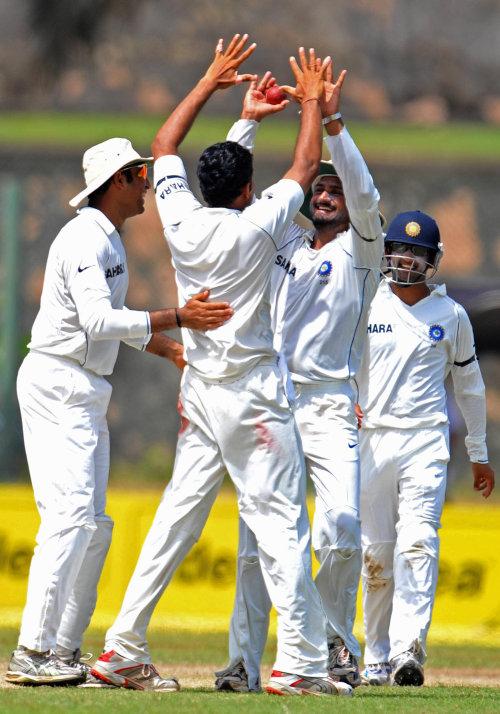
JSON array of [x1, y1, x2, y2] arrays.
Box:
[[78, 265, 92, 273], [348, 443, 357, 449]]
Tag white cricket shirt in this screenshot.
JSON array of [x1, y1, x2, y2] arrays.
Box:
[[154, 155, 304, 382], [274, 129, 383, 383], [227, 121, 384, 384], [29, 207, 151, 375], [356, 279, 488, 462]]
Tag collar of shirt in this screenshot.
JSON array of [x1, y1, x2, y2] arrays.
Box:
[[77, 206, 117, 236]]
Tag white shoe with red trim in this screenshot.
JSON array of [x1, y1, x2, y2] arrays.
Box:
[[265, 669, 353, 696], [90, 650, 180, 692]]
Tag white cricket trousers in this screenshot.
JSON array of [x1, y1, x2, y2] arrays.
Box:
[[105, 363, 329, 677], [226, 381, 362, 687], [16, 351, 114, 653], [359, 426, 449, 664]]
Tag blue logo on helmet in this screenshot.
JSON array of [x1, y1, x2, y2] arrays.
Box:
[[318, 260, 332, 277], [429, 324, 445, 342]]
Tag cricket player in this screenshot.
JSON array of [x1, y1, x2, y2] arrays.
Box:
[[6, 138, 232, 686], [356, 210, 495, 686], [214, 61, 384, 692], [91, 36, 353, 697]]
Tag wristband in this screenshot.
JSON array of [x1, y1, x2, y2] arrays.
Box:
[[175, 308, 182, 328], [322, 112, 342, 125]]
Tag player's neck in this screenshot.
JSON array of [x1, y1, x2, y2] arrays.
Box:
[[390, 281, 430, 305], [91, 198, 127, 231], [310, 224, 345, 250]]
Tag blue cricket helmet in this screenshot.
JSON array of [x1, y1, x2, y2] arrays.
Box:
[[385, 210, 441, 252]]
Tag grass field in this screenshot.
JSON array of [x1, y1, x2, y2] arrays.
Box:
[[2, 112, 500, 163], [1, 626, 499, 713]]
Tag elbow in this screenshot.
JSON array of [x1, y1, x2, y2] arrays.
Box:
[[82, 313, 108, 341], [152, 135, 174, 160]]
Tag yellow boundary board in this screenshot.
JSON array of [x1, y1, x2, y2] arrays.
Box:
[[0, 486, 499, 644]]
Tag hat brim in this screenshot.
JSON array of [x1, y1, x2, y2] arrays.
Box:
[[69, 155, 153, 207]]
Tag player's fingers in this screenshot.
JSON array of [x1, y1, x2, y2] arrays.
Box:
[[236, 72, 257, 84], [320, 56, 332, 75], [235, 43, 257, 66], [308, 47, 317, 68], [268, 100, 289, 113], [225, 33, 241, 56], [281, 85, 297, 96], [257, 70, 272, 92], [325, 60, 333, 83], [232, 32, 250, 57], [481, 477, 494, 498], [190, 289, 210, 302], [335, 68, 348, 89], [215, 38, 224, 55], [298, 47, 308, 71]]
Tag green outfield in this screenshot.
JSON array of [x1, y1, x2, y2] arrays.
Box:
[[2, 113, 500, 163], [1, 626, 499, 713]]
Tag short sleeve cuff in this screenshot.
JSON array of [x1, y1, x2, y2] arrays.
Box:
[[154, 155, 188, 192]]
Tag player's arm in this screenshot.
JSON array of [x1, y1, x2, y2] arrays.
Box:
[[282, 47, 329, 193], [145, 334, 186, 370], [451, 307, 494, 498], [71, 249, 232, 339], [152, 34, 256, 159], [321, 63, 382, 247]]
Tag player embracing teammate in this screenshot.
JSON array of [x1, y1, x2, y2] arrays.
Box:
[[7, 31, 495, 697]]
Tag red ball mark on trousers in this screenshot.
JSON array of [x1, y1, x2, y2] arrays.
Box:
[[255, 422, 276, 451], [177, 398, 190, 434]]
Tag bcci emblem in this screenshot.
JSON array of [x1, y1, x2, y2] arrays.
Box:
[[318, 260, 333, 278], [405, 221, 421, 238], [429, 324, 445, 342]]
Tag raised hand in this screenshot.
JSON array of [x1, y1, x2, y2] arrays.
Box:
[[204, 34, 257, 90], [320, 59, 347, 118], [282, 47, 331, 105], [241, 72, 289, 121]]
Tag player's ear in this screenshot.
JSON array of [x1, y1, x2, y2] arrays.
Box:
[[243, 180, 253, 201]]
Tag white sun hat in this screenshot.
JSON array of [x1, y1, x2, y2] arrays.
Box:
[[69, 137, 153, 207]]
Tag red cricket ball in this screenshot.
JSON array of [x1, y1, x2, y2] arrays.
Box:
[[265, 86, 287, 105]]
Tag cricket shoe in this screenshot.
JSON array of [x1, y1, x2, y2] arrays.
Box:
[[327, 636, 362, 687], [78, 672, 118, 688], [390, 644, 424, 687], [56, 647, 93, 675], [91, 649, 180, 691], [361, 662, 391, 686], [266, 670, 353, 696], [214, 659, 256, 692], [5, 646, 86, 685]]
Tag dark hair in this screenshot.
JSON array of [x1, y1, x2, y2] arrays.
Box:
[[87, 168, 134, 206], [197, 141, 253, 207]]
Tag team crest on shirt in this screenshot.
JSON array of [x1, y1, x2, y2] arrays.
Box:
[[429, 324, 445, 342], [318, 260, 332, 278]]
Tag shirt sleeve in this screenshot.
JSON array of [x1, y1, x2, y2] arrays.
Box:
[[226, 119, 259, 152], [325, 128, 384, 269], [66, 241, 150, 341], [241, 178, 304, 249], [450, 305, 488, 463], [122, 307, 153, 350], [154, 154, 202, 231]]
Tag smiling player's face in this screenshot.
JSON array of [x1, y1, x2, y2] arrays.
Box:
[[310, 176, 349, 229]]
